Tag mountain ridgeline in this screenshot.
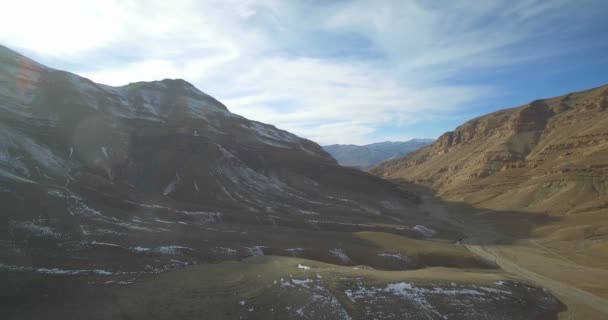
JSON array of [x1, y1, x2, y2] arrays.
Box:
[[323, 139, 434, 170]]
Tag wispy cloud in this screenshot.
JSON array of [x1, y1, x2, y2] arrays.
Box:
[[1, 0, 606, 144]]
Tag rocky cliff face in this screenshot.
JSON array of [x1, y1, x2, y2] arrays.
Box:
[[372, 85, 608, 217]]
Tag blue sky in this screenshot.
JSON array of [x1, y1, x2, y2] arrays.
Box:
[[1, 0, 607, 145]]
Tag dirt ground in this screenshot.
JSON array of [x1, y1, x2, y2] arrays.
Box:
[[420, 194, 608, 320]]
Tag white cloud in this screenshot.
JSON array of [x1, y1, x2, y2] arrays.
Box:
[[0, 0, 603, 144]]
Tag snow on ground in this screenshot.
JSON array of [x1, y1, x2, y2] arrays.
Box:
[[246, 246, 267, 257], [12, 220, 60, 238], [90, 241, 120, 247], [286, 248, 306, 257], [101, 146, 109, 159], [297, 209, 320, 215], [297, 264, 311, 270], [0, 263, 113, 276], [212, 247, 238, 257], [180, 211, 223, 224], [128, 246, 192, 255], [345, 281, 513, 319], [280, 277, 352, 320], [413, 225, 436, 237], [156, 246, 191, 255], [330, 248, 352, 264], [377, 252, 409, 262], [154, 218, 175, 224], [163, 173, 180, 196], [131, 246, 151, 253]]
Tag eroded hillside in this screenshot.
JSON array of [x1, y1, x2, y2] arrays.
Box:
[[372, 85, 608, 217]]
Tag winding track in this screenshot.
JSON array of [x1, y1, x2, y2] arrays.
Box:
[[420, 195, 608, 319], [466, 244, 608, 319]]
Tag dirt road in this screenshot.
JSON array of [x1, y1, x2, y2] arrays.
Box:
[[421, 195, 608, 320]]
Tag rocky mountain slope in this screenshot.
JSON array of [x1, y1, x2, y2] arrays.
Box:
[[372, 85, 608, 240], [0, 44, 431, 269], [0, 45, 563, 319], [323, 139, 433, 169]]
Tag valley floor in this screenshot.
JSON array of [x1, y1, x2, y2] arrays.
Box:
[[420, 194, 608, 320], [1, 194, 569, 320]]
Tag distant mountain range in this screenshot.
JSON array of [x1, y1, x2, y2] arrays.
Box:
[[323, 139, 434, 169]]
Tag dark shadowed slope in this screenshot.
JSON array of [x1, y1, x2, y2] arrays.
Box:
[[0, 43, 433, 267]]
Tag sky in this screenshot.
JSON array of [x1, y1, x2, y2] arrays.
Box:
[[1, 0, 607, 145]]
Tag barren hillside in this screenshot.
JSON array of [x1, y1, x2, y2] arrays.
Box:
[[372, 85, 608, 216]]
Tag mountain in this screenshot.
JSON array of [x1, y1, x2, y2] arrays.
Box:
[[372, 85, 608, 238], [0, 43, 427, 265], [372, 85, 608, 214], [0, 45, 563, 319], [323, 139, 434, 169]]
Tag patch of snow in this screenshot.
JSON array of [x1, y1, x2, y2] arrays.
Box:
[[281, 277, 352, 320], [360, 205, 381, 215], [116, 222, 158, 232], [345, 281, 513, 319], [90, 241, 120, 247], [154, 218, 175, 224], [246, 246, 267, 257], [13, 220, 59, 238], [297, 209, 320, 215], [377, 252, 409, 262], [414, 225, 436, 237], [163, 173, 180, 196], [286, 248, 306, 257], [213, 247, 238, 256], [101, 146, 109, 159], [156, 246, 191, 255], [330, 248, 352, 264], [381, 200, 404, 210], [0, 264, 113, 276], [130, 246, 151, 253], [117, 279, 136, 285], [0, 167, 36, 184], [297, 264, 311, 270], [291, 279, 314, 288], [180, 211, 223, 224]]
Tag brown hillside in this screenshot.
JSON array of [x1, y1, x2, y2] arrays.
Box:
[[372, 85, 608, 218]]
